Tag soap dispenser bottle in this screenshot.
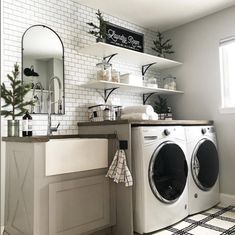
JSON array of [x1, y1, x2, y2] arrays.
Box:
[[22, 111, 33, 136]]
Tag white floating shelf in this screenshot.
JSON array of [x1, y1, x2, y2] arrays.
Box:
[[79, 42, 182, 70], [80, 80, 184, 95]]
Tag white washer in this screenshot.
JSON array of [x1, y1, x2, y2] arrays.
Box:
[[132, 126, 189, 234], [185, 125, 220, 215]]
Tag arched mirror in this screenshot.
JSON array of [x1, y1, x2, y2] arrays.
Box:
[[22, 25, 65, 114]]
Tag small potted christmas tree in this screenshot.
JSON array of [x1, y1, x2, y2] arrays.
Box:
[[87, 9, 109, 42], [1, 63, 34, 136], [152, 31, 174, 58], [153, 95, 172, 120]]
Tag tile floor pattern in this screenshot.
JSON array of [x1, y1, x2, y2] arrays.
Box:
[[154, 205, 235, 235]]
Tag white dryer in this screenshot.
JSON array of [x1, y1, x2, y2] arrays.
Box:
[[132, 126, 189, 234], [185, 125, 219, 215]]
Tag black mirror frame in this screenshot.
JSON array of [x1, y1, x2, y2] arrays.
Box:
[[21, 24, 65, 115]]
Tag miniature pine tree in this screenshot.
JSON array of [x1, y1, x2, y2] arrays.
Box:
[[154, 95, 168, 114], [1, 63, 34, 120], [152, 32, 174, 57], [87, 9, 108, 40]]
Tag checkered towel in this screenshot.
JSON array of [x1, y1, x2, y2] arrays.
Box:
[[106, 149, 133, 187]]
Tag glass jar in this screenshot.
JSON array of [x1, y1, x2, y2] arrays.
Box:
[[111, 69, 120, 83], [146, 78, 158, 88], [115, 106, 122, 120], [163, 75, 176, 90], [110, 106, 116, 120], [103, 108, 112, 120], [96, 60, 112, 81]]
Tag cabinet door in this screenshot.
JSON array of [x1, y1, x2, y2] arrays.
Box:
[[49, 175, 110, 235]]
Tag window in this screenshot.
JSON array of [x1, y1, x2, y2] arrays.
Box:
[[219, 37, 235, 112]]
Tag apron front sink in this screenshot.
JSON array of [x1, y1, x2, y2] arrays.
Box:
[[45, 138, 108, 176]]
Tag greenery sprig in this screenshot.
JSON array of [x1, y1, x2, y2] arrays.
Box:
[[152, 32, 174, 57], [1, 63, 34, 120], [87, 9, 108, 40], [154, 95, 168, 114]]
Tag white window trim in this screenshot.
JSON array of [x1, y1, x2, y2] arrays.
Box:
[[219, 46, 225, 109], [220, 35, 235, 44]]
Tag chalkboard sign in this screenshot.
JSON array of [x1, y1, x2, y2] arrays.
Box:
[[105, 23, 144, 52]]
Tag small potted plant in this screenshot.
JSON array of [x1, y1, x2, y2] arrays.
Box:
[[153, 95, 172, 120], [87, 9, 109, 42], [152, 31, 174, 58], [1, 63, 34, 136]]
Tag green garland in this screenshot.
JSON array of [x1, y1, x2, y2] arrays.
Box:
[[152, 31, 174, 57], [154, 95, 169, 114], [87, 9, 108, 40]]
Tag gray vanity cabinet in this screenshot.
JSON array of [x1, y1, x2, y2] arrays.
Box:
[[49, 175, 110, 235], [4, 140, 116, 235]]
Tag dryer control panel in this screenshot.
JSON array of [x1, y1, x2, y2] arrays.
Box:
[[201, 126, 216, 135]]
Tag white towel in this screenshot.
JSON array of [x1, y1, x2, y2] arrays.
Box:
[[106, 149, 133, 187], [148, 112, 159, 120], [121, 113, 149, 120], [122, 105, 154, 116]]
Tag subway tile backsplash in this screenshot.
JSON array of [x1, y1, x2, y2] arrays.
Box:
[[2, 0, 159, 136]]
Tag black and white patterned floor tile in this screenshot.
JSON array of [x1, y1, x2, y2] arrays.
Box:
[[154, 205, 235, 235]]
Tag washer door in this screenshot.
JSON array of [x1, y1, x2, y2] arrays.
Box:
[[148, 141, 188, 204], [191, 139, 219, 191]]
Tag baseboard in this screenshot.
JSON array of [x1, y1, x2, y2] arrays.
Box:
[[220, 193, 235, 206]]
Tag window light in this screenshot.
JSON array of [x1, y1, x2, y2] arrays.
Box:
[[219, 36, 235, 111]]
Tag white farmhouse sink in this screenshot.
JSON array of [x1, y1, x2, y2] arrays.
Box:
[[45, 138, 108, 176]]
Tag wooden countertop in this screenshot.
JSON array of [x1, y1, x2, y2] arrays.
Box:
[[3, 120, 214, 142], [77, 119, 214, 126], [2, 134, 116, 143]]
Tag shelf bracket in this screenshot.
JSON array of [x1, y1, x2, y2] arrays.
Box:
[[103, 53, 118, 63], [142, 63, 157, 78], [143, 92, 155, 104], [104, 87, 119, 103]]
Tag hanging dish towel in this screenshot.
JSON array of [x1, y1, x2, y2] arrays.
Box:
[[106, 149, 133, 187]]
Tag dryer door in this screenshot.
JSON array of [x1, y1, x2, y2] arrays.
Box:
[[148, 141, 188, 204], [191, 139, 219, 191]]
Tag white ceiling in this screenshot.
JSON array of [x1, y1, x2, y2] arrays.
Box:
[[76, 0, 235, 31]]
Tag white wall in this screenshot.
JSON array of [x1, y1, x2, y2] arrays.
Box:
[[164, 6, 235, 195]]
